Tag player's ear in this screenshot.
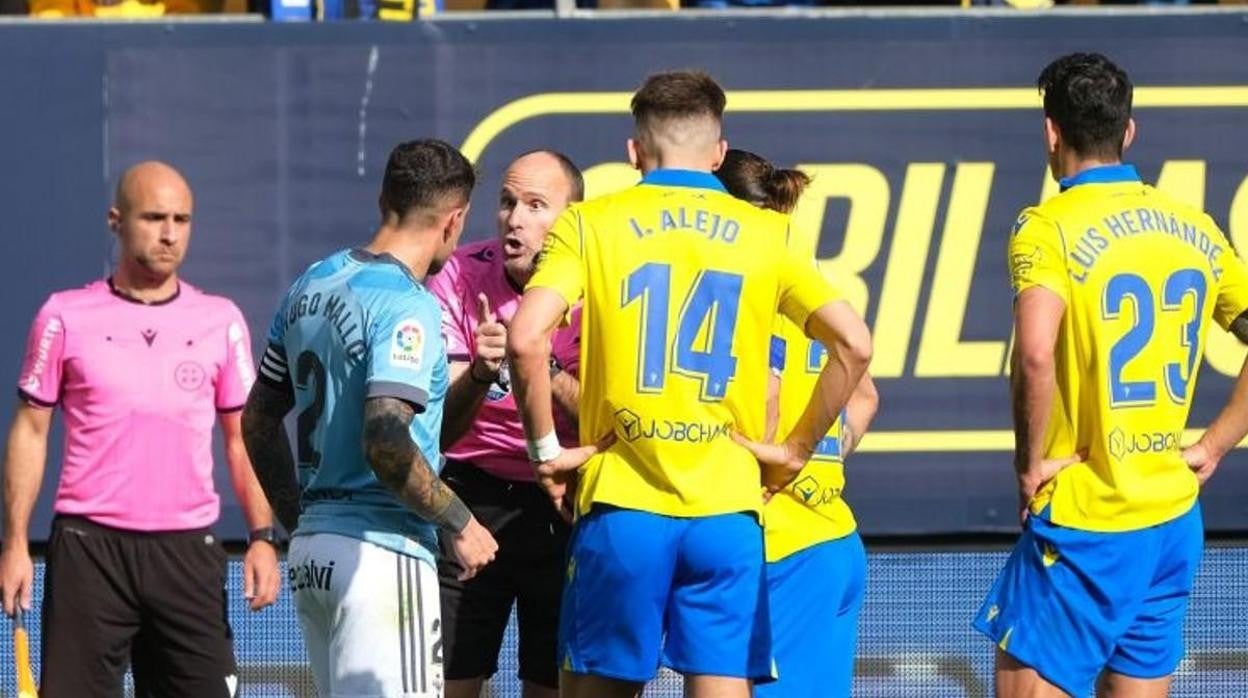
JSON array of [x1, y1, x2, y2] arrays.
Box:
[[1043, 117, 1060, 156], [107, 206, 122, 234], [711, 139, 728, 171], [626, 138, 642, 171], [1121, 117, 1137, 154], [444, 204, 469, 242]]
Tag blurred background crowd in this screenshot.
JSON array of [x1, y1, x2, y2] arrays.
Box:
[[3, 0, 1242, 25]]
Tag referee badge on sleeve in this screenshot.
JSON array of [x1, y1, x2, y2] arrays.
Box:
[[228, 322, 256, 390]]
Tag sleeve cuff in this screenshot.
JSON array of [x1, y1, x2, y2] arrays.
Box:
[[769, 335, 788, 373], [216, 403, 246, 414], [16, 388, 56, 409], [527, 282, 578, 316], [367, 381, 429, 413], [1218, 304, 1248, 332], [1013, 279, 1069, 304]]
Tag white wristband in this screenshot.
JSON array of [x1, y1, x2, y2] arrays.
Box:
[[527, 431, 563, 463]]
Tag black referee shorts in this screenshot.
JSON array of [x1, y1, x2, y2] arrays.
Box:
[[40, 516, 238, 698], [437, 460, 571, 689]]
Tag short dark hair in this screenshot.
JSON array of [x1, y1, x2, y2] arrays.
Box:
[[1037, 53, 1133, 159], [516, 149, 585, 203], [380, 139, 476, 221], [631, 70, 726, 140], [716, 149, 811, 215]]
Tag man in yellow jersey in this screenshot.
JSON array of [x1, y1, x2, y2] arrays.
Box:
[[714, 148, 879, 698], [507, 71, 873, 698], [974, 52, 1248, 698]]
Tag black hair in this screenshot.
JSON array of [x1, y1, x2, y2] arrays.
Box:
[[381, 139, 476, 220], [1037, 53, 1133, 159], [631, 70, 727, 144]]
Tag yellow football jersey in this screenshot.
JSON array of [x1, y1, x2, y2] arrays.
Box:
[[763, 315, 857, 563], [1009, 165, 1248, 532], [529, 170, 838, 519]]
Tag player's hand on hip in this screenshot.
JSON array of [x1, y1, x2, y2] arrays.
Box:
[[451, 517, 499, 582], [1182, 442, 1220, 485], [473, 293, 507, 376], [539, 477, 575, 523], [732, 432, 809, 496], [534, 433, 615, 521], [1016, 453, 1083, 523], [0, 544, 33, 616], [242, 540, 281, 611]]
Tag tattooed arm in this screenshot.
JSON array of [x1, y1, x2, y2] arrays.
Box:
[[241, 381, 301, 534], [362, 396, 471, 529], [362, 396, 497, 579]]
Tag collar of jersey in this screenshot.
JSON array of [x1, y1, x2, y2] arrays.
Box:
[[1058, 163, 1140, 192], [107, 276, 181, 306], [640, 169, 728, 192], [348, 247, 422, 287]]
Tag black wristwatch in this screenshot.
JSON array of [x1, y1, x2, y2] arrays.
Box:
[[248, 526, 281, 549], [549, 356, 563, 378]]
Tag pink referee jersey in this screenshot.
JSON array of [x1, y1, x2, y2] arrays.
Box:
[[17, 279, 256, 531], [428, 239, 580, 482]]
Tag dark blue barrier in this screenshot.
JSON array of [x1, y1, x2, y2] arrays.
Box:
[[1, 546, 1246, 697], [2, 13, 1248, 540]]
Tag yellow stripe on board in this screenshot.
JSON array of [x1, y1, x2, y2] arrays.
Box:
[[460, 86, 1248, 162]]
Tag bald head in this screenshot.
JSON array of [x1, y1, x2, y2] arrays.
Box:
[[497, 149, 583, 286], [108, 161, 194, 284], [506, 150, 584, 203], [114, 161, 192, 213]]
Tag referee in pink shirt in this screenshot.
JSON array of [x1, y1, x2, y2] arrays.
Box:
[[0, 161, 281, 698], [428, 150, 583, 698]]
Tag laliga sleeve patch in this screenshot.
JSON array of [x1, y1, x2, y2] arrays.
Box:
[[390, 319, 426, 370], [1010, 244, 1043, 291]]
